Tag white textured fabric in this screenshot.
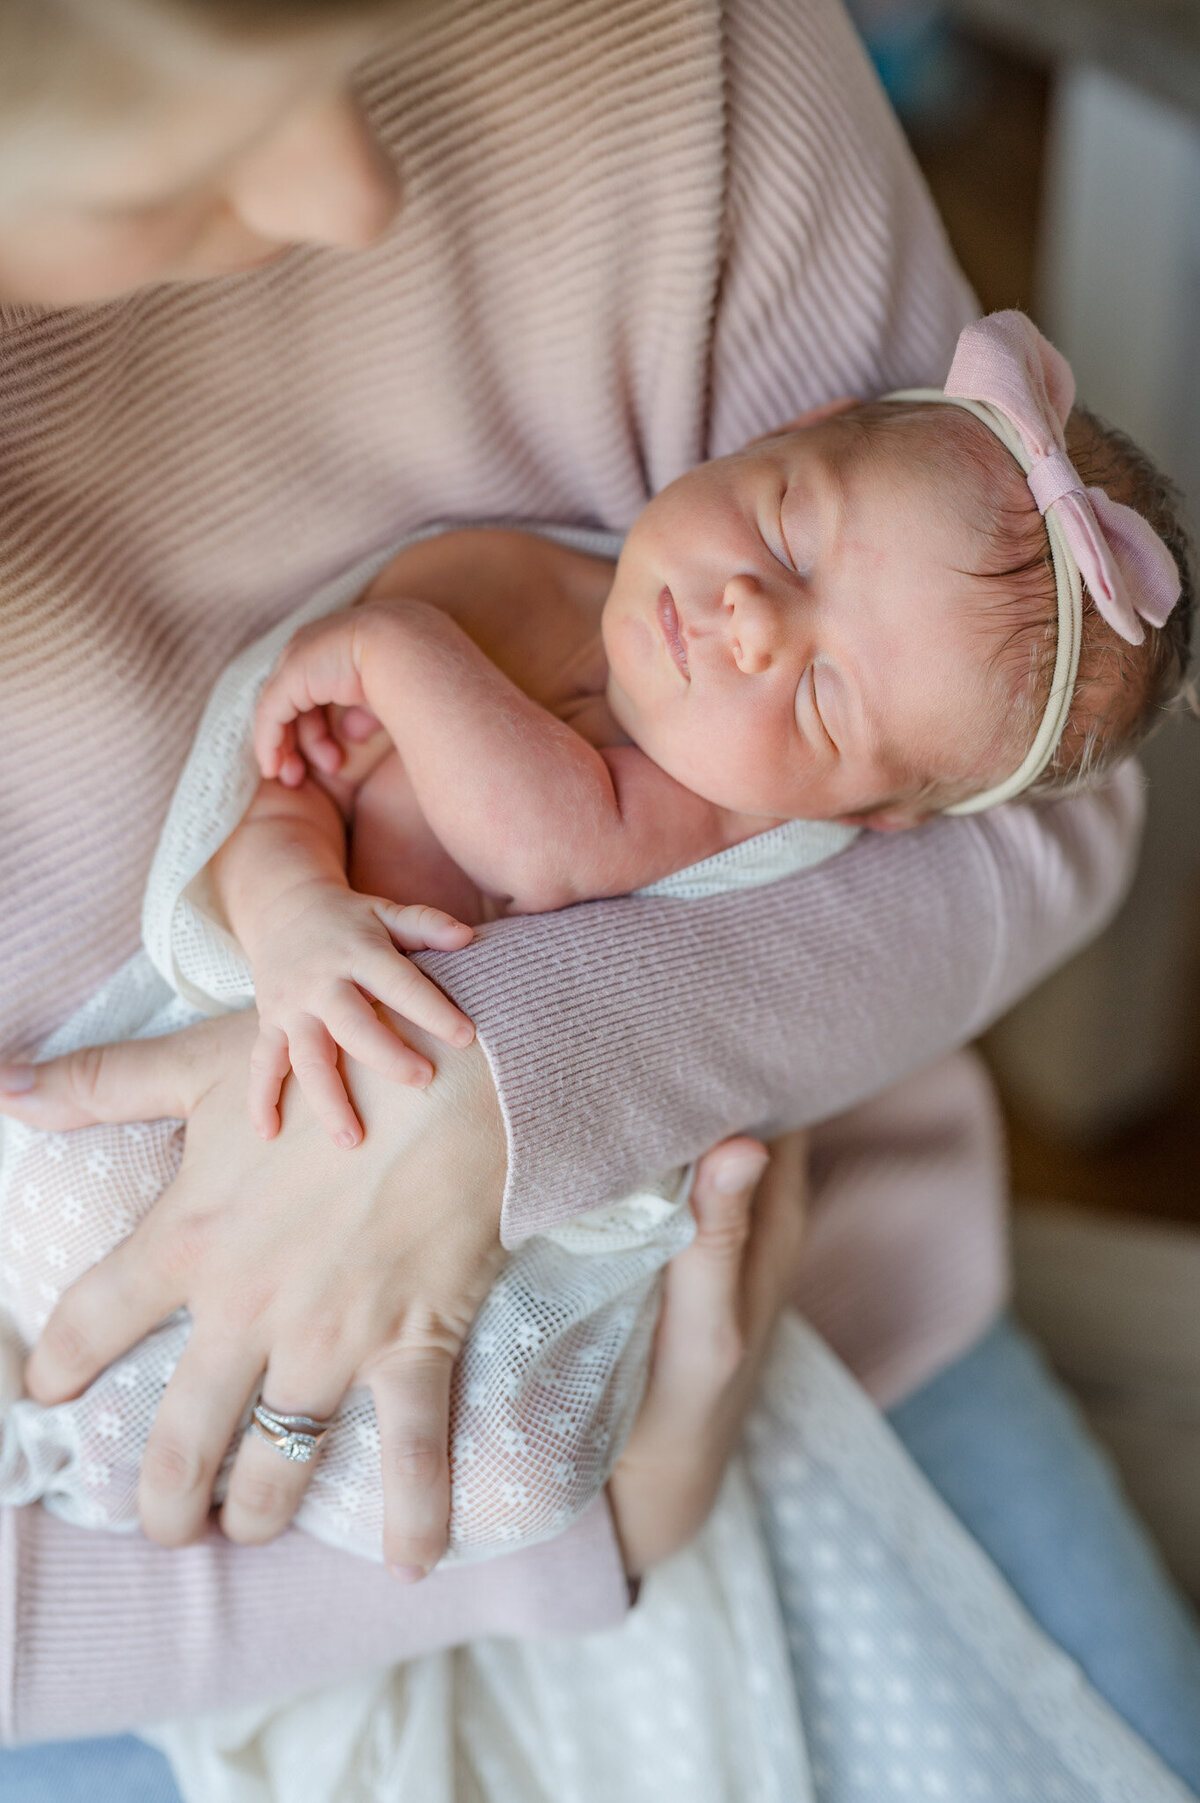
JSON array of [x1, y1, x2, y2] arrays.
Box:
[[0, 528, 853, 1563], [149, 1314, 1193, 1803]]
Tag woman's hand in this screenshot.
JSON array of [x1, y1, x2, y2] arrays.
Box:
[[609, 1130, 807, 1577], [0, 1011, 507, 1577]]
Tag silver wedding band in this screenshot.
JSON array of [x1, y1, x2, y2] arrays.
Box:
[[250, 1402, 335, 1464]]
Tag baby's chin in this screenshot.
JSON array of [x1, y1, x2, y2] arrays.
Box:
[[603, 671, 644, 741]]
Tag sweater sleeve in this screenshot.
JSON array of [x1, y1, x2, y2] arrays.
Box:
[[415, 0, 1141, 1243], [0, 1496, 627, 1744], [419, 768, 1143, 1243]]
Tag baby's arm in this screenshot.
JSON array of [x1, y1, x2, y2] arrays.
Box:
[[256, 600, 754, 914], [210, 776, 475, 1145]]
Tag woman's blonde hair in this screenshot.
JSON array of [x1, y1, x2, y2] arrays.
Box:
[[0, 0, 408, 124]]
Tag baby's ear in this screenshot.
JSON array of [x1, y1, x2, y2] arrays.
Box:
[[748, 396, 859, 445]]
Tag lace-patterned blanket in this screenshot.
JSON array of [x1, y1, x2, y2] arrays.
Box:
[[0, 527, 855, 1563], [149, 1315, 1194, 1803]]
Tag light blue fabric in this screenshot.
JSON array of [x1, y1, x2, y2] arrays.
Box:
[[4, 1315, 1198, 1801], [0, 1733, 182, 1802], [888, 1315, 1200, 1797]]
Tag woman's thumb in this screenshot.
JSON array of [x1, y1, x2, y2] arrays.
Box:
[[0, 1023, 227, 1129], [656, 1139, 768, 1367]]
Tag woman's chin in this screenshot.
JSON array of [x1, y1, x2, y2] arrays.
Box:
[[178, 243, 295, 283]]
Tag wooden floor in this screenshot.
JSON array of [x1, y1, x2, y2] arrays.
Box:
[[908, 31, 1200, 1226]]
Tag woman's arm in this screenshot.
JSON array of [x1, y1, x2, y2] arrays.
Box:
[[0, 1498, 624, 1745], [416, 769, 1143, 1238]]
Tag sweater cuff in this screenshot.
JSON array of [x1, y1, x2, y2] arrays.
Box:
[[1, 1496, 628, 1745], [415, 898, 691, 1245]]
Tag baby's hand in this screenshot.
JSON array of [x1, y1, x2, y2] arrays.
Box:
[[245, 881, 475, 1147], [256, 609, 382, 788]]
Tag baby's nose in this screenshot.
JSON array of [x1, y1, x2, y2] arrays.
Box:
[[723, 575, 778, 672]]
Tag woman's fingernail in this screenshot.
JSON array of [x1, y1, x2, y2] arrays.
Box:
[[711, 1150, 769, 1194], [389, 1562, 427, 1584], [0, 1064, 35, 1095]]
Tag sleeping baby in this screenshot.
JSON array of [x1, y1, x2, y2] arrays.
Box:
[[0, 312, 1190, 1563]]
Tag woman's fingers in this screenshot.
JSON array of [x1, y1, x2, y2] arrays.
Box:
[[367, 1343, 454, 1580], [138, 1337, 264, 1547], [673, 1140, 770, 1373], [25, 1218, 186, 1405], [0, 1018, 242, 1131], [220, 1365, 348, 1547], [736, 1127, 809, 1347], [608, 1133, 808, 1578]]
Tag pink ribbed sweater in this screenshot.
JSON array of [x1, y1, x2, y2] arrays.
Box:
[[0, 0, 1139, 1742]]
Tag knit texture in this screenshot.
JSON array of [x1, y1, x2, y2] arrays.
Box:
[[0, 0, 1138, 1741], [0, 0, 970, 1068], [2, 1494, 627, 1744]]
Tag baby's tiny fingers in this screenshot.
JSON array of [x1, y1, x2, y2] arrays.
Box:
[[253, 709, 291, 781], [287, 1018, 363, 1148], [373, 901, 474, 953], [296, 707, 343, 775], [340, 705, 381, 742], [247, 1026, 292, 1140], [355, 943, 474, 1049], [321, 987, 435, 1090]]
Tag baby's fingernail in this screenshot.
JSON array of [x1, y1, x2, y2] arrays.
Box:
[[335, 1130, 358, 1150], [711, 1149, 769, 1194], [0, 1064, 35, 1095], [388, 1562, 427, 1584]]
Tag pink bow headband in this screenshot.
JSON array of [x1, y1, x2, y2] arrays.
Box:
[[888, 310, 1181, 814]]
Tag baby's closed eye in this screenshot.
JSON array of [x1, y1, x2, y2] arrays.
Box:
[[795, 664, 837, 754]]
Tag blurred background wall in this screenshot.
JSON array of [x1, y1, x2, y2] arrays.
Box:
[[846, 0, 1200, 1597]]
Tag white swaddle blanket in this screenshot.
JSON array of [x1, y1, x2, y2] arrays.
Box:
[[148, 1315, 1194, 1803], [0, 525, 855, 1563]]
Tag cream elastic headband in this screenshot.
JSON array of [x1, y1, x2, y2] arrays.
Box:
[[886, 311, 1181, 816]]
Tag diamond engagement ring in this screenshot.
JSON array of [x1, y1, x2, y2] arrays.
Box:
[[250, 1402, 334, 1464]]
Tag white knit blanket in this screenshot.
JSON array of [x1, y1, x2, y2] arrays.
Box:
[[0, 526, 854, 1564], [148, 1313, 1193, 1803]]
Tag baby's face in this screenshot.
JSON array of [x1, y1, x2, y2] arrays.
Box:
[[602, 416, 1005, 825]]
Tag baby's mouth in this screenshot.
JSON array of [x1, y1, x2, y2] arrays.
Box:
[[657, 586, 690, 680]]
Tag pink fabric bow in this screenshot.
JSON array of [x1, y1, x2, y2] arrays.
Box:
[[945, 311, 1180, 646]]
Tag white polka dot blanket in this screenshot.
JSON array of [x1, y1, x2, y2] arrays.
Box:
[[149, 1314, 1191, 1803]]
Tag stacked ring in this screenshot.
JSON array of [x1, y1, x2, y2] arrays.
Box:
[[250, 1401, 335, 1464]]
